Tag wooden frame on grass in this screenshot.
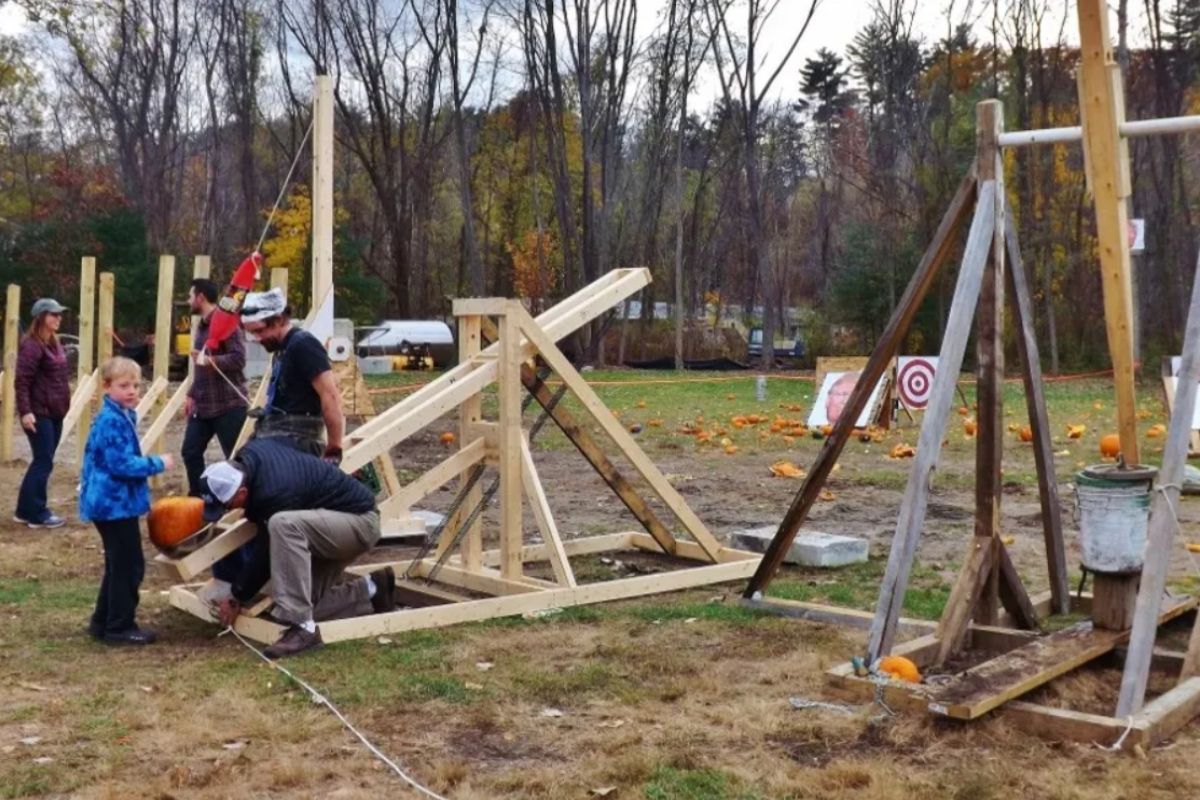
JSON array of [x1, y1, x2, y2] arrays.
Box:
[[164, 268, 762, 640]]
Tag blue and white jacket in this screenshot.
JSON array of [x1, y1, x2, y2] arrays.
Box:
[[79, 395, 166, 523]]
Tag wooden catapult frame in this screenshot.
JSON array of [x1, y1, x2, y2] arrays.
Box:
[[163, 267, 761, 642], [741, 5, 1200, 748]]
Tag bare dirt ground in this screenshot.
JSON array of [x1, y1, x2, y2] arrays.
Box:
[[4, 389, 1200, 799]]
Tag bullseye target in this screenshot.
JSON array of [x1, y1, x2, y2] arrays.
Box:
[[897, 357, 938, 410]]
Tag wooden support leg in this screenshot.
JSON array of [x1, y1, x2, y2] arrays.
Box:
[[866, 178, 996, 661], [458, 314, 484, 571], [497, 306, 523, 580], [1006, 225, 1070, 615], [1117, 250, 1200, 715], [996, 543, 1039, 630], [744, 168, 979, 599], [520, 437, 576, 587], [936, 536, 996, 665]]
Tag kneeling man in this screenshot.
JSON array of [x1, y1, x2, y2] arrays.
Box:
[[200, 437, 396, 658]]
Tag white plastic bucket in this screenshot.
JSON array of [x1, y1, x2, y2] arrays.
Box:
[[1074, 470, 1152, 574]]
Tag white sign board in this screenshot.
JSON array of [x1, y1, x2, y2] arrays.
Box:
[[807, 371, 889, 428], [1129, 218, 1145, 255], [1166, 356, 1200, 429]]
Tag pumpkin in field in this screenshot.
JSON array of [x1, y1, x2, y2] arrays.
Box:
[[1099, 433, 1121, 458], [1067, 424, 1086, 439], [1018, 425, 1034, 443], [963, 418, 978, 436], [439, 431, 456, 445], [1148, 423, 1166, 438], [877, 655, 921, 683], [148, 496, 213, 557]]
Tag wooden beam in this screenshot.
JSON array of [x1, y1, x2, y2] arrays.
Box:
[[135, 376, 169, 421], [411, 560, 549, 596], [55, 369, 100, 459], [169, 584, 283, 645], [744, 169, 978, 598], [520, 437, 576, 587], [520, 362, 680, 555], [497, 305, 524, 580], [311, 74, 335, 343], [1077, 0, 1139, 463], [149, 256, 175, 473], [626, 533, 755, 563], [995, 542, 1040, 630], [453, 298, 509, 316], [1135, 676, 1200, 747], [97, 272, 114, 365], [866, 182, 997, 661], [1116, 251, 1200, 715], [139, 375, 190, 453], [458, 314, 484, 570], [77, 256, 96, 462], [154, 518, 256, 581], [935, 536, 996, 665], [1005, 226, 1070, 614], [512, 304, 725, 561], [974, 101, 1005, 626], [1, 284, 18, 462], [928, 597, 1195, 720], [474, 532, 635, 568], [378, 437, 486, 519]]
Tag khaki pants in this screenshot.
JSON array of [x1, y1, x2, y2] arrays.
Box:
[[268, 509, 381, 625]]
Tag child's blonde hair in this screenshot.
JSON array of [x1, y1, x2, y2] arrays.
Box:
[[101, 356, 142, 385]]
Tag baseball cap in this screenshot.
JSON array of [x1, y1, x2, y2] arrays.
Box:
[[31, 298, 68, 317], [240, 288, 287, 323], [199, 461, 245, 521]]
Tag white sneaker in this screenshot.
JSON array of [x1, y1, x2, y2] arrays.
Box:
[[26, 514, 66, 529]]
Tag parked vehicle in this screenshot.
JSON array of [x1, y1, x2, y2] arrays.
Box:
[[356, 320, 456, 367], [747, 326, 805, 366]]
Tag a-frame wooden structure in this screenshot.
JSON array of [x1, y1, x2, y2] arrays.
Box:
[[745, 98, 1200, 749], [164, 268, 763, 643]]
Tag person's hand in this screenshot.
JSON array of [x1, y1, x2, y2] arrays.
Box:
[[216, 597, 242, 627], [322, 446, 343, 466], [160, 454, 175, 471], [20, 413, 35, 433], [183, 396, 194, 418]]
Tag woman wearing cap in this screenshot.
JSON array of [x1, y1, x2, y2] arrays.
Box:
[[14, 298, 72, 528]]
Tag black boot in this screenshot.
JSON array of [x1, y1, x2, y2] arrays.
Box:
[[370, 567, 396, 614]]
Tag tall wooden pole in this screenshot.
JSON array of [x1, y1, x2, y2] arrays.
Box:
[[498, 302, 524, 580], [97, 273, 114, 366], [1078, 0, 1139, 464], [151, 256, 176, 468], [77, 257, 96, 460], [2, 285, 20, 462], [311, 74, 335, 344]]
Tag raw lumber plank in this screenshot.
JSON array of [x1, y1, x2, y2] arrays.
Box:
[[497, 307, 523, 579], [935, 535, 996, 665], [1134, 676, 1200, 746], [169, 584, 283, 645], [520, 436, 576, 587], [135, 376, 170, 421], [626, 533, 754, 563], [929, 597, 1195, 720], [378, 437, 486, 519], [155, 518, 256, 581], [1077, 0, 1139, 462], [512, 304, 725, 561], [473, 533, 635, 568], [995, 542, 1039, 630], [2, 284, 19, 462], [744, 168, 977, 597], [55, 368, 100, 458], [139, 376, 190, 452], [1006, 225, 1070, 614], [457, 314, 484, 570], [77, 256, 96, 461], [1116, 250, 1200, 714], [866, 180, 997, 661]]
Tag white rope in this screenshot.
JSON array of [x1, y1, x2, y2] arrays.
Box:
[[257, 120, 315, 253], [788, 697, 856, 715], [1098, 715, 1137, 751], [223, 625, 448, 800]]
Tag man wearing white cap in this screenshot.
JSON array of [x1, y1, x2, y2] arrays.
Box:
[[199, 436, 396, 658], [239, 288, 344, 462]]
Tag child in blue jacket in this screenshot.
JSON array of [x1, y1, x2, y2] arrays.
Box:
[[80, 357, 174, 645]]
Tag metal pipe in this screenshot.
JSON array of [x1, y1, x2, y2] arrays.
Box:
[[999, 114, 1200, 148]]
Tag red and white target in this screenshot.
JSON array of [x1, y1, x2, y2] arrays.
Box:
[[897, 357, 938, 410]]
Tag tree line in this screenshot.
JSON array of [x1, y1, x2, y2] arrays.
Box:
[[0, 0, 1197, 372]]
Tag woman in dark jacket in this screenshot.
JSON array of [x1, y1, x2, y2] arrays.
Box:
[[14, 298, 72, 528]]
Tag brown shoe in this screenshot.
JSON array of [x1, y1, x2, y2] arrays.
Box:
[[263, 625, 324, 659], [369, 567, 396, 614]]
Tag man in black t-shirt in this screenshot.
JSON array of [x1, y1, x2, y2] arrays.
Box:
[[240, 288, 345, 462]]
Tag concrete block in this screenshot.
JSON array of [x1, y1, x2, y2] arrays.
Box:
[[730, 526, 868, 568]]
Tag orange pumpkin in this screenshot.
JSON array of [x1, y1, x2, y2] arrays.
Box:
[[878, 655, 921, 683], [1099, 433, 1121, 458], [148, 496, 211, 556], [1018, 426, 1034, 443], [963, 418, 978, 436], [439, 431, 456, 445]]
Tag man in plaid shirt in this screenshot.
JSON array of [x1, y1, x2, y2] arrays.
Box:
[[182, 278, 249, 495]]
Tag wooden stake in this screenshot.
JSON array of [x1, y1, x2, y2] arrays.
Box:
[[1006, 226, 1070, 614], [97, 273, 114, 365], [150, 255, 175, 466], [2, 284, 20, 462], [311, 74, 335, 343], [77, 257, 96, 461], [974, 100, 1006, 626], [458, 314, 484, 570], [498, 304, 524, 580], [866, 183, 997, 661], [1116, 251, 1200, 714], [520, 437, 577, 587], [744, 169, 978, 597], [1077, 0, 1139, 463]]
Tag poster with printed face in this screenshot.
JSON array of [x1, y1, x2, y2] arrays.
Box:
[[807, 370, 889, 428]]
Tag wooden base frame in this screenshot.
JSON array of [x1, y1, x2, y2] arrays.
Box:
[[169, 533, 760, 643], [160, 268, 759, 644], [823, 594, 1200, 750]]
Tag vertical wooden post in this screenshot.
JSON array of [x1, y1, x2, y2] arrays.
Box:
[[498, 302, 523, 580], [311, 74, 335, 344], [458, 314, 484, 571], [974, 100, 1005, 625], [190, 256, 211, 378], [77, 257, 96, 460], [150, 256, 175, 469], [2, 285, 20, 462], [97, 273, 114, 366], [1077, 0, 1139, 464]]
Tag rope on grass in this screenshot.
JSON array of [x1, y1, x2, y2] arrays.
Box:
[[223, 625, 448, 800]]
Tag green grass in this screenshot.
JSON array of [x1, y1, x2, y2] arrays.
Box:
[[643, 766, 763, 800], [767, 559, 951, 619]]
